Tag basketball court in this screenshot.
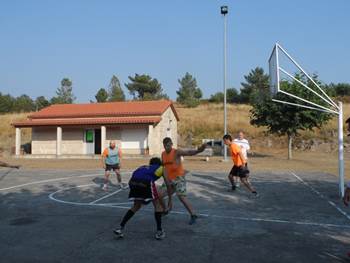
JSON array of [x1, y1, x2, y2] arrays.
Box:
[[1, 168, 350, 262]]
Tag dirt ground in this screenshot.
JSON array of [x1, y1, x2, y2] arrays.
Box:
[[2, 149, 350, 181]]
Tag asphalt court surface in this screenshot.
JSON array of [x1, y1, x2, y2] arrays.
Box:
[[1, 168, 350, 263]]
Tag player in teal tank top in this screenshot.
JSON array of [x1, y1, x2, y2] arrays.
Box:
[[101, 140, 125, 190]]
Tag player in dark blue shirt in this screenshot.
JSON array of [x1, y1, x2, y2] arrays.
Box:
[[113, 157, 172, 240]]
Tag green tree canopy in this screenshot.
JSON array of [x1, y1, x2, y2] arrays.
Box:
[[51, 78, 76, 104], [250, 74, 333, 159], [13, 95, 35, 112], [0, 93, 15, 113], [35, 96, 50, 111], [241, 67, 269, 104], [125, 74, 168, 100], [176, 72, 202, 107], [329, 83, 350, 97], [209, 92, 224, 103], [208, 88, 240, 103], [227, 88, 240, 103], [95, 88, 108, 103], [108, 75, 125, 101]]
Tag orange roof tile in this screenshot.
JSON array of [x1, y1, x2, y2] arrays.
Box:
[[12, 116, 161, 128], [29, 100, 179, 120]]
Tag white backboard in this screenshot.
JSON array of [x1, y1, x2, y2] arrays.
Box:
[[268, 44, 280, 96]]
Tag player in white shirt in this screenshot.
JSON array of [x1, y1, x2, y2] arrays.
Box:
[[233, 131, 250, 188]]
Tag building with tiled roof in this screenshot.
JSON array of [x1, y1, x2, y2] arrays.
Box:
[[12, 100, 179, 157]]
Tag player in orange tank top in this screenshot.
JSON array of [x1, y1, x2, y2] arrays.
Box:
[[161, 148, 185, 181], [223, 134, 257, 196], [160, 137, 206, 225]]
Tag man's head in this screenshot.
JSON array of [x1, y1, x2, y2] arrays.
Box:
[[238, 131, 244, 140], [109, 140, 116, 149], [149, 157, 162, 166], [346, 118, 350, 135], [222, 134, 232, 146], [163, 137, 173, 153]]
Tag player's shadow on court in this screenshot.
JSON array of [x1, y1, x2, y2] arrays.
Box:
[[92, 177, 120, 187], [190, 173, 224, 183]]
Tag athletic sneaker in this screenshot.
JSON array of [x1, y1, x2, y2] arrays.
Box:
[[155, 230, 166, 240], [117, 183, 128, 190], [189, 214, 198, 225], [235, 182, 240, 188], [251, 191, 259, 198], [113, 228, 124, 238], [162, 210, 169, 216], [102, 184, 108, 191]]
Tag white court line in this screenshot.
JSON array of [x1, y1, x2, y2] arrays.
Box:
[[38, 171, 350, 230], [0, 172, 132, 192], [89, 189, 123, 204], [191, 172, 291, 184], [48, 183, 350, 229], [290, 172, 350, 222], [322, 252, 344, 261], [98, 201, 134, 206], [0, 174, 101, 192], [106, 204, 350, 229], [49, 183, 97, 206]]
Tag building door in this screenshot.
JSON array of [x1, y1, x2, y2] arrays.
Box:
[[85, 129, 94, 154], [94, 129, 101, 154]]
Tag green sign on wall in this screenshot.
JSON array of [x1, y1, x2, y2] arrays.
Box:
[[85, 130, 94, 143]]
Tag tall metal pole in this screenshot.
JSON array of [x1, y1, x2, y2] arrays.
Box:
[[221, 6, 228, 161], [338, 101, 344, 197]]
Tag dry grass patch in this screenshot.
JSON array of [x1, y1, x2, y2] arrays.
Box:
[[0, 112, 31, 155], [176, 103, 350, 146]]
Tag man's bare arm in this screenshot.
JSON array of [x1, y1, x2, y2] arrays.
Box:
[[162, 169, 173, 211], [238, 151, 247, 165], [344, 186, 350, 206], [0, 161, 20, 169], [101, 156, 106, 168], [176, 144, 207, 157]]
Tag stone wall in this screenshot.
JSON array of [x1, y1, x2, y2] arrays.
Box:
[[150, 107, 178, 156]]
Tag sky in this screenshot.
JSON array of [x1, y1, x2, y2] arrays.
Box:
[[0, 0, 349, 102]]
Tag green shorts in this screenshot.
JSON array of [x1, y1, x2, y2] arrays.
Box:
[[161, 176, 187, 196]]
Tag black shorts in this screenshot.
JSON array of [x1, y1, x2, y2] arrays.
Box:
[[230, 164, 249, 178], [105, 164, 120, 171], [128, 179, 159, 204]]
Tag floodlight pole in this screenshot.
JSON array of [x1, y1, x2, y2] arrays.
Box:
[[221, 6, 228, 160], [338, 101, 344, 197]]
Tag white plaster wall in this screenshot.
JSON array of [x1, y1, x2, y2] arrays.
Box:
[[121, 127, 147, 155], [106, 127, 122, 147], [32, 127, 57, 154], [61, 128, 84, 154]]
